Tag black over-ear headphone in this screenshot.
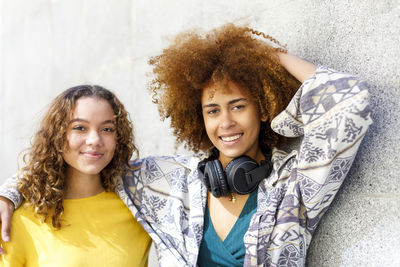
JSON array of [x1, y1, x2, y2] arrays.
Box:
[[197, 149, 273, 198]]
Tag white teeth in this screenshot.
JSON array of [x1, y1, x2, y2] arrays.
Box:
[[221, 134, 242, 142]]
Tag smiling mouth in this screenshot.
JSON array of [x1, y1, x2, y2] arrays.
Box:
[[219, 134, 243, 142], [82, 152, 104, 158]]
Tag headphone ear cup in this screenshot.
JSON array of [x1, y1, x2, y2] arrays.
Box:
[[225, 156, 259, 194], [205, 160, 229, 197], [197, 160, 210, 190]]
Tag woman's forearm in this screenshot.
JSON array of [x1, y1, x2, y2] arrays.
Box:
[[277, 52, 317, 83]]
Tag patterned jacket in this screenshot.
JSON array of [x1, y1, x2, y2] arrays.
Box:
[[0, 67, 372, 266]]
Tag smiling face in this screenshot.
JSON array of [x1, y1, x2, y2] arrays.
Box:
[[201, 81, 266, 168], [62, 97, 117, 179]]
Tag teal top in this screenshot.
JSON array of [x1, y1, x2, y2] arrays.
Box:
[[197, 189, 258, 267]]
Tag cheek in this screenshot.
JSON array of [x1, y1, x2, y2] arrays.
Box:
[[65, 134, 82, 151], [203, 118, 217, 138], [111, 141, 117, 153], [61, 148, 73, 167], [245, 111, 262, 136], [106, 136, 117, 152]]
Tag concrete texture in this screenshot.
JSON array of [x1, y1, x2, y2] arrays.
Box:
[[1, 1, 399, 266]]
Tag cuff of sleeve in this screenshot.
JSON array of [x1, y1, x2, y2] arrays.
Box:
[[0, 191, 21, 210]]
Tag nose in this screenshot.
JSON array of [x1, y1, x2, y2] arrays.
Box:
[[86, 130, 102, 146], [220, 111, 236, 129]]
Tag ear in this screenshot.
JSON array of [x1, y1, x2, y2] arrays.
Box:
[[261, 114, 268, 122]]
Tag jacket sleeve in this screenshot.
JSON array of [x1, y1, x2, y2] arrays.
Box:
[[117, 157, 197, 267], [271, 66, 372, 232], [0, 175, 23, 209]]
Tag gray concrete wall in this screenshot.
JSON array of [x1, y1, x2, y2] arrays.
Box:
[[1, 1, 399, 266]]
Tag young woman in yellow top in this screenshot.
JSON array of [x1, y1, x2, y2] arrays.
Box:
[[0, 85, 151, 267]]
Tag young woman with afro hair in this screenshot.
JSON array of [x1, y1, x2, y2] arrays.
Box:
[[0, 23, 372, 266]]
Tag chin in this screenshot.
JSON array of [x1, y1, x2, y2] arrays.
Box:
[[82, 168, 104, 175], [217, 149, 245, 159]]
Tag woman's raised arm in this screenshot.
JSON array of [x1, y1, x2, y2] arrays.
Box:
[[277, 52, 317, 83]]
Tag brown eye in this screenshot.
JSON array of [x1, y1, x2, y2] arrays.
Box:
[[103, 127, 115, 133], [232, 105, 245, 110], [72, 125, 85, 131], [206, 109, 219, 115]]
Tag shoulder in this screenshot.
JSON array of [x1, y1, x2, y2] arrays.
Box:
[[12, 203, 38, 225], [4, 203, 37, 255], [137, 154, 201, 179]]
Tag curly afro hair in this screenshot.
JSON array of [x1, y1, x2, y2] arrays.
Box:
[[149, 23, 300, 153]]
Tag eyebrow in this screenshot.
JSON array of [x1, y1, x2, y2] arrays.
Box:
[[69, 118, 116, 125], [202, 98, 248, 108]]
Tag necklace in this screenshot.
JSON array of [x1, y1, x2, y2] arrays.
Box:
[[228, 192, 237, 203]]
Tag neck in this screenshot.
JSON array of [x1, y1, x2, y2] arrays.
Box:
[[219, 148, 266, 170], [64, 168, 104, 199]]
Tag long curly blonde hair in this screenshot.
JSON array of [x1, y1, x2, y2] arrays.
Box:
[[149, 23, 300, 153], [18, 85, 136, 229]]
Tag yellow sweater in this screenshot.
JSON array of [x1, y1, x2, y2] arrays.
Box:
[[1, 192, 151, 267]]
